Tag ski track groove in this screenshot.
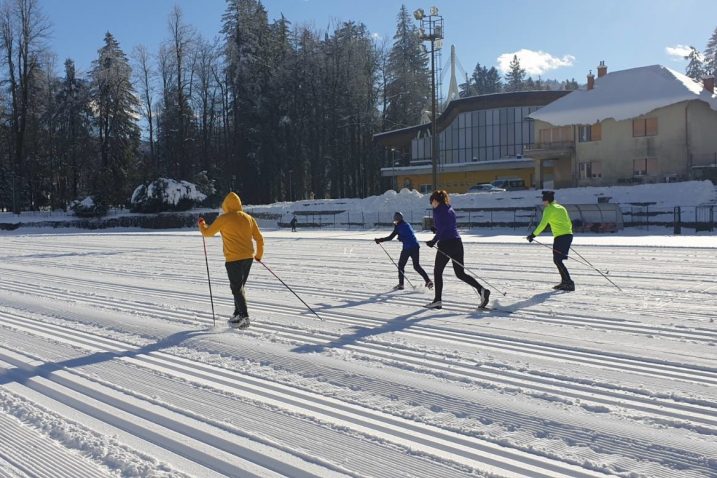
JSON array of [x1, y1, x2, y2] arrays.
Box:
[[0, 413, 110, 478], [0, 316, 605, 478], [2, 273, 716, 389], [1, 233, 716, 478]]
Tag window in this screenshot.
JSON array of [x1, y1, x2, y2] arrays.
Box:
[[633, 157, 658, 176], [633, 117, 657, 137], [579, 161, 603, 179], [579, 123, 602, 142]]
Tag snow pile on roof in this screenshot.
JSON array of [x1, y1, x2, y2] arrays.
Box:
[[529, 65, 717, 126]]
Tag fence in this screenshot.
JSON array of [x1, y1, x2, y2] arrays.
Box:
[[267, 204, 716, 234]]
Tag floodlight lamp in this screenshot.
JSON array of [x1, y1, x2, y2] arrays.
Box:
[[413, 8, 424, 20], [430, 6, 439, 16], [435, 39, 443, 50], [434, 25, 443, 38]]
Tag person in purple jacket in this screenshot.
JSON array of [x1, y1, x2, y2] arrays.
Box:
[[375, 211, 433, 290], [425, 190, 490, 309]]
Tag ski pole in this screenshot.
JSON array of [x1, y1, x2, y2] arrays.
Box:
[[532, 239, 623, 292], [432, 246, 507, 296], [256, 259, 324, 321], [376, 242, 415, 289], [568, 245, 623, 292], [531, 239, 596, 270], [200, 234, 216, 326]]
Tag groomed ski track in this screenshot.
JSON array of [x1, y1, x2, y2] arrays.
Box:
[[0, 230, 715, 477]]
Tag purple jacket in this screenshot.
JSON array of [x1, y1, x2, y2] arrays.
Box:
[[432, 204, 460, 242]]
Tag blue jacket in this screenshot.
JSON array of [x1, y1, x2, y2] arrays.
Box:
[[431, 204, 460, 242], [380, 220, 420, 249]]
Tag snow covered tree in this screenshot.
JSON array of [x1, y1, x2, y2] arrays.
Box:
[[504, 55, 526, 92], [685, 46, 705, 81], [384, 5, 430, 129], [704, 26, 717, 75], [89, 32, 141, 206]]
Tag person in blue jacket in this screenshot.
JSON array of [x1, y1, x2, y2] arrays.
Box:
[[425, 190, 490, 309], [375, 212, 433, 290]]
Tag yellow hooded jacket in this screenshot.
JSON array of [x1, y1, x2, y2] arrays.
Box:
[[199, 192, 264, 262]]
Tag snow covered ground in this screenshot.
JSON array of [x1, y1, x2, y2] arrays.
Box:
[[1, 227, 716, 477]]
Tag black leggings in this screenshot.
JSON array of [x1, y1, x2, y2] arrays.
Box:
[[433, 238, 483, 301], [397, 246, 430, 285], [225, 259, 253, 317], [552, 234, 573, 284]]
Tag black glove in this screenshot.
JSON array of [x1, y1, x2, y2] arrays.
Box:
[[430, 226, 437, 233], [374, 238, 382, 244], [426, 239, 436, 248], [526, 234, 535, 243]]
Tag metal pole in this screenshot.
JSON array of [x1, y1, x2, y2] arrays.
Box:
[[257, 259, 323, 321], [201, 235, 216, 326], [431, 39, 438, 191]]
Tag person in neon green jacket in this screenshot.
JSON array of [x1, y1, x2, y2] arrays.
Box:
[[526, 190, 575, 291]]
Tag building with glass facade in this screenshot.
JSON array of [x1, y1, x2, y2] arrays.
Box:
[[375, 90, 570, 193]]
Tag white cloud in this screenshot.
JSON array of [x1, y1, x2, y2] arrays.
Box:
[[665, 44, 691, 60], [497, 49, 575, 76]]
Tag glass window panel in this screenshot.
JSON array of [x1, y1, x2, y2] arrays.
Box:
[[472, 126, 480, 147], [479, 147, 486, 161], [459, 149, 466, 162], [523, 123, 531, 146], [646, 117, 658, 136], [493, 125, 500, 145], [464, 112, 472, 128], [472, 111, 480, 125], [459, 128, 466, 149]]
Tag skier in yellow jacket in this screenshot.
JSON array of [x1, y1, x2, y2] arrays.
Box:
[[527, 190, 575, 291], [198, 192, 264, 327]]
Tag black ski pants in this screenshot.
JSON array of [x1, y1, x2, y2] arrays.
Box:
[[433, 238, 483, 302], [225, 258, 253, 318], [397, 246, 430, 286], [553, 234, 573, 284]]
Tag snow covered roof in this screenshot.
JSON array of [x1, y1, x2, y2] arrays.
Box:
[[529, 65, 717, 126]]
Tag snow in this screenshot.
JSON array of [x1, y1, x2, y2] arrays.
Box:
[[528, 65, 717, 126], [130, 178, 207, 206], [1, 190, 716, 476]]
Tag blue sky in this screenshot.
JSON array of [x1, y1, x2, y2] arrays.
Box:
[[42, 0, 717, 86]]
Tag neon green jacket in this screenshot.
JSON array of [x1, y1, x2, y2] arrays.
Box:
[[533, 202, 573, 237]]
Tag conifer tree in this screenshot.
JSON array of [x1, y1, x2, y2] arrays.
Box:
[[384, 5, 430, 129], [504, 55, 526, 92], [89, 32, 140, 205], [685, 46, 705, 80], [704, 26, 717, 75]]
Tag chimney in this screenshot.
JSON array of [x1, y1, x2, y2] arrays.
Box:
[[703, 76, 715, 94], [597, 60, 608, 78], [587, 70, 595, 90]]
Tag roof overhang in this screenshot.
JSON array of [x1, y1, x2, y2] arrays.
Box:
[[380, 158, 535, 177]]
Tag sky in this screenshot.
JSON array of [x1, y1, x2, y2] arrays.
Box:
[[41, 0, 717, 87]]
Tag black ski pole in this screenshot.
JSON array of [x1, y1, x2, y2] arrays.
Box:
[[201, 235, 216, 326], [432, 246, 507, 296], [532, 239, 623, 292], [376, 242, 415, 289], [257, 259, 324, 321], [568, 245, 623, 292], [531, 239, 595, 269]]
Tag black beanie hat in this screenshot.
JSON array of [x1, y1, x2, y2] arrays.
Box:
[[542, 190, 555, 202], [393, 211, 403, 222]]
